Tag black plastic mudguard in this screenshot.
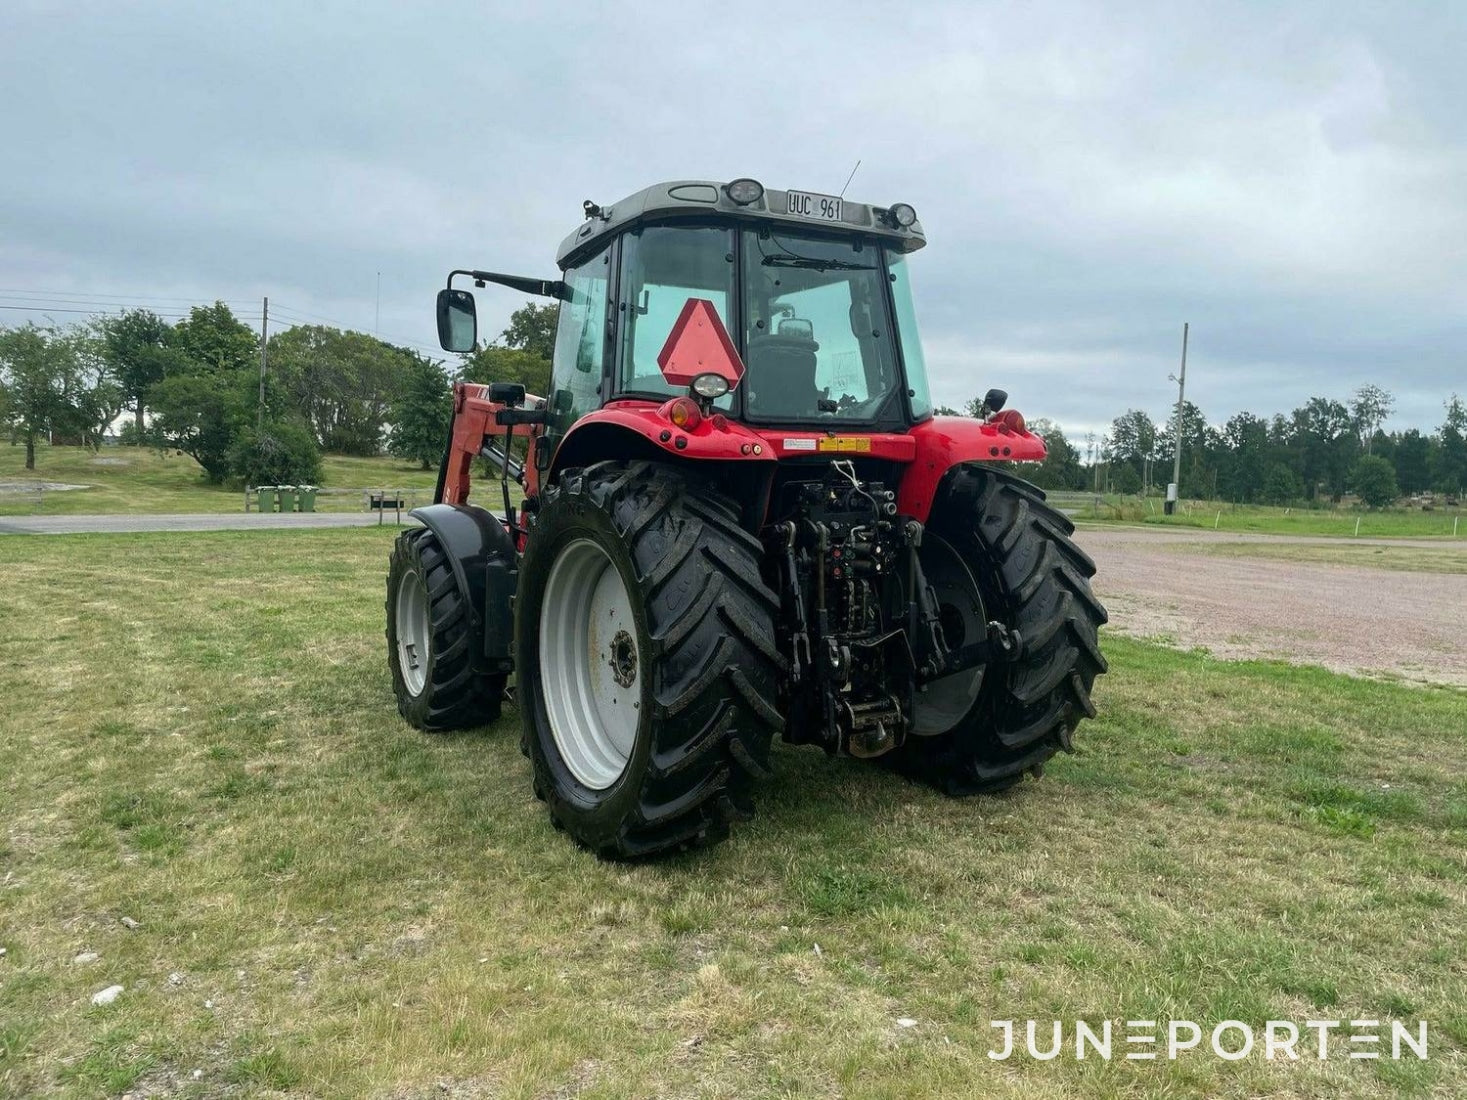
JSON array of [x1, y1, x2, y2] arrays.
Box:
[[409, 503, 518, 674]]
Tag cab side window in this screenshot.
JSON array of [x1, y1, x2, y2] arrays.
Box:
[[547, 245, 611, 439]]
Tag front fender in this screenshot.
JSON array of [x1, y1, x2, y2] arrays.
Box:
[[408, 503, 517, 673], [896, 415, 1047, 523]]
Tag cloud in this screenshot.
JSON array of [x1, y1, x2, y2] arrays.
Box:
[[1, 1, 1462, 437]]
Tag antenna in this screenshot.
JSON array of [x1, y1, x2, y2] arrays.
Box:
[[838, 159, 862, 199]]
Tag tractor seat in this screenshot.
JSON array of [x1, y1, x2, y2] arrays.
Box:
[[747, 335, 821, 418]]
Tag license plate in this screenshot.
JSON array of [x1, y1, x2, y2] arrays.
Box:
[[785, 189, 843, 222]]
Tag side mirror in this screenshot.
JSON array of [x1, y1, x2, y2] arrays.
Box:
[[983, 388, 1008, 414], [436, 288, 477, 353]]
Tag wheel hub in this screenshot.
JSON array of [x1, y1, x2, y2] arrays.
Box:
[[394, 568, 430, 697], [608, 629, 637, 688], [539, 538, 642, 790]]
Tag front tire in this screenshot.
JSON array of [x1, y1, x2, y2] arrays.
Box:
[[517, 461, 784, 858], [386, 527, 504, 730], [896, 468, 1107, 794]]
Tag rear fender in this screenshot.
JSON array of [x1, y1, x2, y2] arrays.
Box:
[[896, 415, 1047, 523], [409, 503, 517, 674], [549, 409, 776, 533]]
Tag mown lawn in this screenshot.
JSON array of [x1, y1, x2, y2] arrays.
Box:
[[0, 444, 440, 516], [0, 529, 1463, 1098]]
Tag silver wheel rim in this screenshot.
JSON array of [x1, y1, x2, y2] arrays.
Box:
[[540, 538, 641, 790], [395, 568, 430, 696], [915, 533, 986, 735]]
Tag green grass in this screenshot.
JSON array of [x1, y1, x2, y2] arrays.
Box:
[[1055, 493, 1466, 539], [1, 529, 1464, 1097], [0, 443, 441, 516]]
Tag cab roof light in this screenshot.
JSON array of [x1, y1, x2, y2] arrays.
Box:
[[724, 178, 765, 206], [886, 202, 917, 229]]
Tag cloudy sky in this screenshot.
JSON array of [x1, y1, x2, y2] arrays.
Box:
[[2, 1, 1463, 442]]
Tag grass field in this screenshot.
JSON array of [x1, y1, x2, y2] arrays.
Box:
[[0, 444, 441, 516], [1052, 493, 1466, 540], [1174, 540, 1467, 575], [1, 529, 1464, 1098]]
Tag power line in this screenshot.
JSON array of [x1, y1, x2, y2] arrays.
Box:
[[0, 298, 224, 315], [270, 301, 446, 358], [0, 288, 255, 304], [0, 304, 200, 318]]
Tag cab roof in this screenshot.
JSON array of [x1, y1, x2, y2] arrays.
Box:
[[555, 179, 926, 268]]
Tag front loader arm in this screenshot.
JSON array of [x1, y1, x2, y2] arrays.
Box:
[[438, 383, 547, 508]]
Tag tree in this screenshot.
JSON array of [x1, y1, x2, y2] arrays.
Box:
[[1260, 463, 1304, 505], [1350, 384, 1394, 454], [1393, 429, 1431, 495], [148, 371, 252, 481], [1219, 411, 1269, 502], [1289, 397, 1356, 501], [933, 404, 962, 416], [1352, 455, 1398, 509], [500, 301, 560, 360], [1433, 394, 1467, 496], [388, 354, 453, 469], [0, 324, 89, 469], [64, 328, 124, 448], [1026, 418, 1083, 490], [267, 325, 409, 454], [460, 345, 551, 396], [1106, 409, 1159, 490], [172, 301, 258, 374], [1154, 400, 1217, 498], [97, 309, 173, 434]]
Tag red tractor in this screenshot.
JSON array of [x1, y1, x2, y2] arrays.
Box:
[[387, 179, 1106, 857]]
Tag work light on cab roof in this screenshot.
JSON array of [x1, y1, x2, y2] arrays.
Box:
[[397, 177, 1108, 860]]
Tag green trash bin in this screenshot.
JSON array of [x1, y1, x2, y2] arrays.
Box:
[[297, 486, 318, 513], [278, 486, 297, 513], [256, 486, 276, 513]]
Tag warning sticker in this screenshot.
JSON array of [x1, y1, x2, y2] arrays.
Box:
[[783, 438, 818, 451], [817, 436, 872, 453]]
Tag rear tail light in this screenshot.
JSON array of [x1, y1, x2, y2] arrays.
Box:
[[665, 396, 702, 430], [989, 409, 1027, 434]]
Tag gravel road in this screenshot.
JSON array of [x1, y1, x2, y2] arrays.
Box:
[[1077, 526, 1467, 687]]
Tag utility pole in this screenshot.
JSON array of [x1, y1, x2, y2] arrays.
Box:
[[1166, 322, 1188, 515], [257, 296, 269, 429]]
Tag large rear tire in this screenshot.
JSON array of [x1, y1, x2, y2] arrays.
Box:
[[895, 468, 1107, 794], [386, 527, 504, 731], [517, 461, 783, 858]]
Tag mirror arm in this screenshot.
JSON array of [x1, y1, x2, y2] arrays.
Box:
[[447, 269, 568, 301]]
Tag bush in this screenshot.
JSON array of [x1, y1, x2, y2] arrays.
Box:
[[228, 421, 322, 487], [1352, 454, 1399, 509], [118, 420, 164, 448]]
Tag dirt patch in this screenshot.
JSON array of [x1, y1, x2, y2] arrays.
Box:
[[1078, 527, 1467, 687]]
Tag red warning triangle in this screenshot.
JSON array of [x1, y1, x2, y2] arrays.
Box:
[[656, 298, 746, 388]]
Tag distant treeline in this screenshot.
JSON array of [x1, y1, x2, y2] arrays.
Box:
[[940, 385, 1467, 507], [7, 299, 1462, 509], [0, 300, 559, 486]]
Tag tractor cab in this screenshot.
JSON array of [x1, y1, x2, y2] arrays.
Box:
[[438, 178, 937, 464]]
